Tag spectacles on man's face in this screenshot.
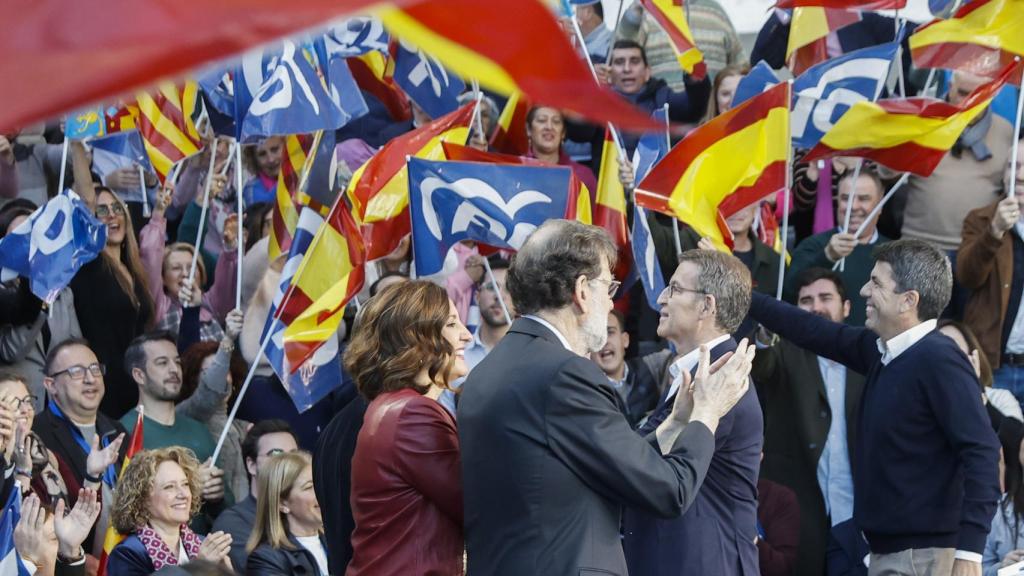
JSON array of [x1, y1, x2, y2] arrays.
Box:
[[589, 277, 622, 298], [662, 281, 707, 300], [95, 203, 126, 219], [49, 363, 106, 381]]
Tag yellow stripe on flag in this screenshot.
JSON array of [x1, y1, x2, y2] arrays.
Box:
[[787, 7, 830, 59], [910, 0, 1024, 61], [819, 97, 993, 152]]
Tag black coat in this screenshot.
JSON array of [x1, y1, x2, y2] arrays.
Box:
[[752, 339, 865, 576], [246, 535, 328, 576], [458, 317, 716, 576]]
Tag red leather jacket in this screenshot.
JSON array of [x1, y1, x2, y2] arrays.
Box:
[[346, 388, 464, 576]]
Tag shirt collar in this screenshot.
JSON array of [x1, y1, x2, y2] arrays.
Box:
[[878, 319, 937, 365], [607, 363, 630, 388], [522, 314, 572, 352], [667, 334, 731, 397]]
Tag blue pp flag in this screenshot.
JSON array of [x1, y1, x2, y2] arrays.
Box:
[[632, 107, 670, 183], [731, 61, 781, 108], [233, 39, 351, 141], [66, 107, 106, 139], [409, 159, 571, 277], [321, 17, 390, 58], [0, 485, 31, 576], [393, 39, 466, 119], [198, 69, 237, 137], [262, 206, 346, 413], [313, 36, 370, 127], [631, 205, 666, 310], [0, 190, 105, 304], [791, 40, 899, 149]]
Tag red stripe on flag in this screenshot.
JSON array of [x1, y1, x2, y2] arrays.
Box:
[[775, 0, 906, 8], [805, 141, 950, 176]]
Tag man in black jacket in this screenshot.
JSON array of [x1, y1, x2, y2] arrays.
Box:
[[458, 219, 754, 576]]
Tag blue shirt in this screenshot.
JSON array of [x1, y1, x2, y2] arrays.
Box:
[[816, 356, 854, 526]]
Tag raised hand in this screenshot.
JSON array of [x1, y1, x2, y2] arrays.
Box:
[[0, 392, 16, 462], [153, 182, 174, 217], [223, 308, 244, 342], [991, 195, 1021, 239], [222, 213, 239, 252], [618, 156, 635, 190], [54, 488, 101, 559], [197, 531, 233, 565], [85, 432, 124, 481], [825, 232, 858, 262], [14, 493, 58, 573], [690, 339, 755, 433], [198, 459, 225, 503], [179, 277, 201, 308]]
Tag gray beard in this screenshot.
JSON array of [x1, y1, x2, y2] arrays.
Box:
[[581, 308, 609, 354]]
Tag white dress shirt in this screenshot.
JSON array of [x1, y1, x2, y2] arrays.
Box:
[[666, 334, 732, 399]]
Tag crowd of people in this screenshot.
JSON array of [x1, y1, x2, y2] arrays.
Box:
[[1, 1, 1023, 575]]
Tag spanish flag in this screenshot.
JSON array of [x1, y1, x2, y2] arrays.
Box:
[[347, 103, 475, 260], [593, 129, 633, 285], [280, 202, 366, 370], [909, 0, 1024, 75], [803, 61, 1018, 176], [96, 408, 145, 576], [489, 91, 531, 156], [440, 142, 593, 224], [635, 82, 791, 252], [775, 0, 905, 8], [134, 81, 203, 181], [376, 0, 660, 132], [348, 50, 411, 122], [786, 8, 862, 75], [269, 134, 316, 262], [638, 0, 707, 80]]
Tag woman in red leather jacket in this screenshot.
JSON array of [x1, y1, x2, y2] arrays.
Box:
[[343, 280, 473, 576]]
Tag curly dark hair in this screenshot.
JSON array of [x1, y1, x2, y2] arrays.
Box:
[[110, 447, 203, 534], [343, 280, 458, 401], [179, 341, 247, 407], [506, 220, 618, 316]]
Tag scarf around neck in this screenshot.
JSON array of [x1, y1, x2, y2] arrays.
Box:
[[137, 524, 203, 570], [953, 107, 992, 161]]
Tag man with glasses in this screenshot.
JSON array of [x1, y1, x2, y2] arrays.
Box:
[[459, 219, 755, 576], [214, 419, 298, 571], [33, 337, 127, 555], [623, 249, 763, 576]]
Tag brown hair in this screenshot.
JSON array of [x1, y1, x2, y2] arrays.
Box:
[[937, 319, 993, 388], [110, 447, 203, 533], [163, 242, 207, 288], [703, 62, 752, 123], [246, 451, 313, 553], [96, 188, 153, 317], [343, 280, 457, 401], [179, 342, 247, 407], [676, 249, 752, 333]]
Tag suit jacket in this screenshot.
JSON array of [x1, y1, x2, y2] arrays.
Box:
[[958, 200, 1015, 369], [105, 535, 156, 576], [458, 317, 717, 576], [247, 535, 328, 576], [211, 494, 257, 572], [623, 338, 763, 576], [753, 339, 865, 576]]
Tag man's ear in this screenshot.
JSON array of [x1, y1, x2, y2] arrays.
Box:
[[901, 290, 920, 316], [130, 366, 147, 387], [574, 275, 590, 312], [622, 331, 630, 350]]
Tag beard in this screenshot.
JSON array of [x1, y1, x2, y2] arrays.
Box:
[[581, 306, 609, 354], [150, 379, 182, 402]]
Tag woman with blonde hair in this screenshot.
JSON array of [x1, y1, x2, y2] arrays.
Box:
[[246, 451, 328, 575], [702, 62, 751, 123], [107, 447, 233, 574], [344, 280, 472, 576]]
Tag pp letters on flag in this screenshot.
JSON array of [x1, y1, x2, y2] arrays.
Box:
[[394, 39, 466, 119]]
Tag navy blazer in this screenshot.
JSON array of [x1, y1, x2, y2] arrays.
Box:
[[106, 535, 156, 576], [623, 338, 764, 576], [247, 535, 327, 576]]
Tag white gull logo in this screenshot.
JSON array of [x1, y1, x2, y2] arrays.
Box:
[[419, 176, 551, 248]]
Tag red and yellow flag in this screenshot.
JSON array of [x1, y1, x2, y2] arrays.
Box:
[[635, 82, 791, 252], [910, 0, 1024, 76], [803, 61, 1018, 176], [775, 0, 905, 8], [134, 81, 203, 181], [593, 129, 633, 284], [347, 103, 475, 260], [280, 204, 366, 370], [786, 8, 862, 75], [96, 409, 145, 576], [489, 91, 531, 156], [348, 50, 411, 122], [269, 134, 318, 262], [638, 0, 707, 80]]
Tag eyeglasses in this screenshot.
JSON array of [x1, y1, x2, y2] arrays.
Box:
[[48, 363, 106, 381], [662, 282, 707, 299], [589, 277, 622, 297], [11, 395, 37, 409], [95, 203, 126, 219]]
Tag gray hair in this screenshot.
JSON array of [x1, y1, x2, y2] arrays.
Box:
[[507, 220, 618, 316], [872, 239, 952, 321], [676, 249, 752, 333]]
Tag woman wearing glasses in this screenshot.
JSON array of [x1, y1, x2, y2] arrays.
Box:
[[69, 141, 154, 418], [343, 281, 472, 576]]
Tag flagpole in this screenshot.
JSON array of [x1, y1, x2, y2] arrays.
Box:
[[777, 83, 793, 301], [832, 172, 910, 270], [297, 131, 325, 195], [660, 102, 683, 258], [893, 11, 906, 97], [138, 164, 151, 218], [187, 143, 218, 290], [57, 136, 70, 193], [482, 256, 512, 325], [211, 319, 275, 464], [604, 0, 627, 66], [570, 5, 629, 161], [1008, 60, 1024, 199], [235, 140, 244, 310]]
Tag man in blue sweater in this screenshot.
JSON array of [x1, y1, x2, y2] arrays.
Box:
[[749, 239, 999, 576]]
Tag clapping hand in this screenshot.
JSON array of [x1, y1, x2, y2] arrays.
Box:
[[84, 432, 124, 482], [14, 493, 58, 573], [197, 531, 233, 567], [689, 339, 755, 433], [54, 488, 101, 559]]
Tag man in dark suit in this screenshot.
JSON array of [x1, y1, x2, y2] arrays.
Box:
[[623, 249, 763, 576], [458, 219, 755, 576], [753, 268, 866, 576]]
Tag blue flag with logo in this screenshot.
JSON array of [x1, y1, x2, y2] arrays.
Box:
[[393, 39, 466, 120], [632, 108, 670, 183], [409, 159, 570, 277], [0, 190, 106, 304], [631, 205, 666, 310], [731, 61, 781, 108], [312, 36, 370, 127], [321, 17, 390, 58], [261, 206, 346, 413], [791, 40, 899, 149], [198, 69, 238, 137]]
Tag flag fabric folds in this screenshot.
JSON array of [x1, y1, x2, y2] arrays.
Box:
[[489, 91, 532, 156], [322, 17, 391, 58], [791, 39, 899, 148], [97, 408, 145, 576], [408, 159, 571, 276], [0, 485, 30, 576], [593, 129, 634, 286], [0, 190, 107, 304], [909, 0, 1024, 76], [803, 62, 1018, 176], [264, 207, 347, 412], [376, 0, 661, 132], [775, 0, 906, 8], [280, 201, 365, 372], [269, 134, 314, 262], [348, 50, 411, 122], [135, 81, 203, 181], [786, 8, 863, 76], [632, 108, 671, 183], [635, 82, 791, 251], [66, 107, 107, 139], [347, 103, 475, 260], [731, 61, 781, 109], [637, 0, 707, 80], [393, 39, 466, 119], [631, 205, 667, 310]]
